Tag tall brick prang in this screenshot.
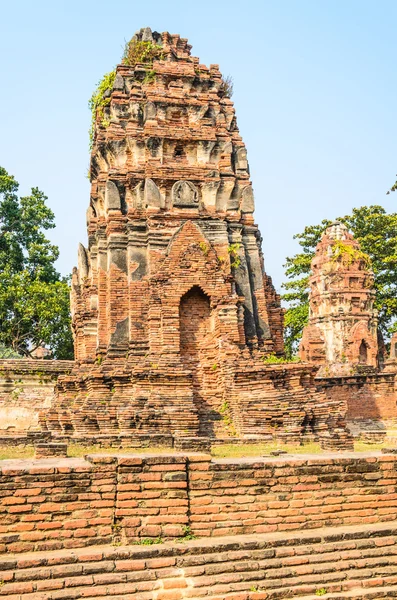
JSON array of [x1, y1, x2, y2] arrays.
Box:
[[300, 221, 380, 375], [302, 221, 397, 436], [41, 28, 351, 447]]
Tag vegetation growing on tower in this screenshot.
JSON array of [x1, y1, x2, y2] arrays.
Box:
[[88, 70, 116, 150], [330, 240, 371, 268], [122, 39, 164, 66]]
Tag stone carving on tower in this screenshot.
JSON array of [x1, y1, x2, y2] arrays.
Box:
[[41, 28, 351, 448], [300, 222, 380, 375]]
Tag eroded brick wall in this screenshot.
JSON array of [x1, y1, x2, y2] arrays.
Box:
[[0, 360, 74, 433], [1, 452, 397, 554], [318, 374, 397, 423]]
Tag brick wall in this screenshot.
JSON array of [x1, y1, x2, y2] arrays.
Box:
[[1, 452, 397, 553], [189, 454, 397, 537], [0, 360, 74, 433], [318, 373, 397, 422], [0, 456, 115, 553]]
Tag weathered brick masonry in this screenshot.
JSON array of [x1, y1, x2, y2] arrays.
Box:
[[301, 222, 397, 435], [300, 222, 379, 374], [318, 373, 397, 429], [0, 360, 74, 435], [1, 452, 397, 554], [1, 522, 397, 599]]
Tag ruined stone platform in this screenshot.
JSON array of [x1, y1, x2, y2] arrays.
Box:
[[1, 521, 397, 599]]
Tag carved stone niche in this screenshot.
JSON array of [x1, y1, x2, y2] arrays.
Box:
[[105, 181, 121, 212], [144, 101, 156, 122], [144, 178, 164, 209], [77, 243, 89, 281], [235, 147, 249, 171], [172, 181, 198, 208], [241, 185, 255, 214]]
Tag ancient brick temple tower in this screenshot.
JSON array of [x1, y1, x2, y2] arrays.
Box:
[[300, 222, 380, 375], [42, 28, 351, 446]]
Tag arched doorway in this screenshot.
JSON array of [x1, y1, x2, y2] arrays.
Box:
[[359, 340, 368, 364], [179, 287, 210, 359], [179, 286, 219, 435]]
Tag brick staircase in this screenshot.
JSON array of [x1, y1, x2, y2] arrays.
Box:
[[1, 521, 397, 599]]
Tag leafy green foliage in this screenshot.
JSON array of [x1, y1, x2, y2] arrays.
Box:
[[177, 525, 197, 542], [331, 240, 370, 268], [228, 243, 241, 268], [0, 167, 73, 359], [122, 40, 164, 66], [0, 344, 21, 358], [199, 242, 209, 255], [143, 69, 156, 84], [219, 400, 237, 436], [88, 70, 116, 150], [135, 537, 163, 545], [283, 206, 397, 357], [263, 353, 300, 364]]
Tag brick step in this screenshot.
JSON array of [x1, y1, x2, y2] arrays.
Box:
[[185, 573, 397, 598], [2, 564, 397, 599], [204, 586, 397, 600], [287, 584, 397, 600], [77, 584, 397, 600], [3, 539, 397, 587], [1, 522, 397, 598]]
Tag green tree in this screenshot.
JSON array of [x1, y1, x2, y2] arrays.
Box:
[[0, 166, 73, 358], [283, 206, 397, 358]]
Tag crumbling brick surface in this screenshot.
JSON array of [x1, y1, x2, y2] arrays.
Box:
[[1, 520, 397, 598], [318, 373, 397, 425], [1, 519, 397, 598], [0, 360, 74, 434]]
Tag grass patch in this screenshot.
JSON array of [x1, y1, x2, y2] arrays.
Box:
[[133, 537, 163, 545], [212, 439, 397, 459], [67, 444, 176, 457], [211, 442, 323, 459], [0, 444, 175, 460], [0, 445, 34, 460], [0, 439, 396, 461], [354, 440, 396, 452]]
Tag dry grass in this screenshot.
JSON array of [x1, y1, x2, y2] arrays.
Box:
[[212, 439, 397, 458], [67, 444, 176, 457], [0, 445, 34, 460], [211, 442, 323, 459], [0, 439, 396, 461], [0, 444, 176, 461], [354, 440, 396, 452]]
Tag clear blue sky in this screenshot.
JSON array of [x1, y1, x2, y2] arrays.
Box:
[[1, 0, 396, 291]]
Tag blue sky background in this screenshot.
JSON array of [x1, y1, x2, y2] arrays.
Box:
[[1, 0, 396, 291]]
